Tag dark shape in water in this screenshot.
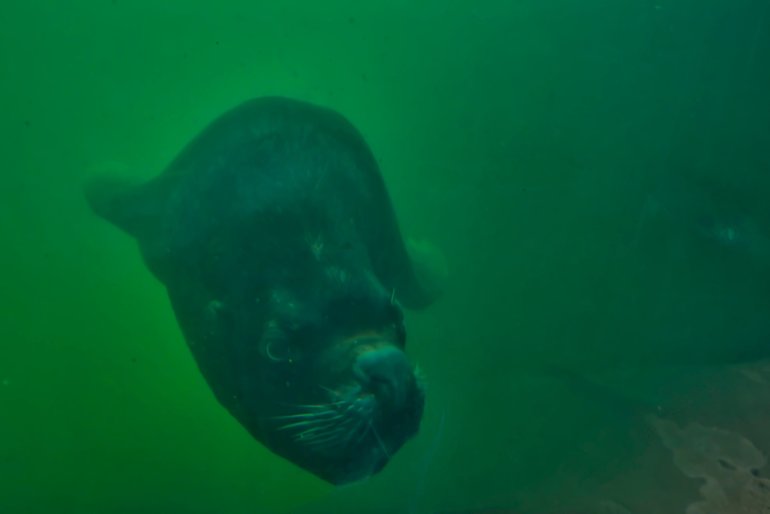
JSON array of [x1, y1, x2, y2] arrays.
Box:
[[632, 170, 770, 365], [85, 97, 439, 484], [640, 171, 770, 263]]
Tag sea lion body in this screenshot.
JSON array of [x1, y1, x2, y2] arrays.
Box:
[[87, 97, 436, 484]]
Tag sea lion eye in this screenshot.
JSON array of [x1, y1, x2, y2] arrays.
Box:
[[262, 320, 291, 362]]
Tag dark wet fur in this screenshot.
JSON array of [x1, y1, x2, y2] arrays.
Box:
[[85, 97, 438, 484]]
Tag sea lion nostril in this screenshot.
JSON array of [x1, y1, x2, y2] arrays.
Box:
[[355, 347, 408, 381], [354, 347, 412, 408]]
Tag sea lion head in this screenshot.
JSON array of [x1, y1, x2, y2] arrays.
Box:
[[243, 266, 425, 485]]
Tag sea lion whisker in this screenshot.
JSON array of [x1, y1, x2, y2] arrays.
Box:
[[300, 427, 350, 446], [294, 400, 347, 410], [338, 408, 361, 427], [296, 428, 346, 444], [271, 409, 339, 421], [370, 421, 391, 458], [300, 407, 371, 447], [319, 385, 342, 397], [352, 396, 376, 417], [293, 423, 343, 439], [350, 418, 373, 447], [276, 399, 358, 429], [277, 416, 344, 432], [290, 416, 349, 436], [344, 418, 365, 442]]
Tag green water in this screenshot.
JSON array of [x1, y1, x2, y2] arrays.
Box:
[[2, 1, 769, 513]]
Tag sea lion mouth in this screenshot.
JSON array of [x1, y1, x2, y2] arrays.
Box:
[[352, 346, 417, 413], [267, 332, 424, 483], [271, 345, 424, 460], [272, 384, 384, 454]]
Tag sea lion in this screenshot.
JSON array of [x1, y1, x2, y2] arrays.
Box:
[[85, 96, 440, 485]]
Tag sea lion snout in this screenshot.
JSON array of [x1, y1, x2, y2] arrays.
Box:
[[353, 346, 414, 412]]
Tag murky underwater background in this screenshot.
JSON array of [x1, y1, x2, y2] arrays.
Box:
[[1, 1, 770, 513]]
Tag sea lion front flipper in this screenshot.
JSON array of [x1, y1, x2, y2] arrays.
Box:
[[404, 237, 448, 307]]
